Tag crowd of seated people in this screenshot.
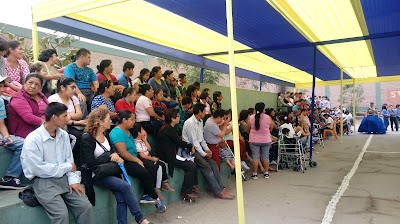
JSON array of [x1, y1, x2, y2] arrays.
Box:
[[0, 39, 276, 223], [0, 37, 348, 223]]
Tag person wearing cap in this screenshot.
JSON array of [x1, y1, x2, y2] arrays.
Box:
[[0, 75, 27, 190], [358, 102, 386, 134]]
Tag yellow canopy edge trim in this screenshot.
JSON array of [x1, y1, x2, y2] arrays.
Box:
[[295, 76, 400, 88]]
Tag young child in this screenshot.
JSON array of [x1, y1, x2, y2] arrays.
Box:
[[131, 123, 174, 199], [29, 62, 48, 93], [175, 96, 192, 135]]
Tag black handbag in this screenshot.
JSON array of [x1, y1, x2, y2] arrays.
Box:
[[92, 140, 122, 179]]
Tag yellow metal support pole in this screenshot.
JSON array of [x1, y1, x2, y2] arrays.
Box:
[[340, 69, 343, 143], [352, 79, 357, 133], [225, 0, 245, 223], [32, 22, 39, 61]]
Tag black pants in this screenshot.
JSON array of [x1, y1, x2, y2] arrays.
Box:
[[390, 117, 399, 131], [269, 143, 279, 162], [124, 161, 158, 199], [138, 157, 168, 185], [174, 159, 197, 194]]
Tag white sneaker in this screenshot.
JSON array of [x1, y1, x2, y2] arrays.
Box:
[[270, 160, 277, 165], [241, 161, 250, 170]]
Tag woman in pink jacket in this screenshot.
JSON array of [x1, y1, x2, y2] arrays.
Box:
[[7, 73, 49, 138]]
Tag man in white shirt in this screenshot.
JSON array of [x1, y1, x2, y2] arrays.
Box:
[[322, 113, 334, 129], [21, 102, 93, 224], [182, 104, 233, 200]]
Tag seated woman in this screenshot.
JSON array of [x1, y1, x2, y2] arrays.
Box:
[[115, 87, 137, 114], [157, 109, 199, 201], [131, 123, 174, 199], [91, 80, 117, 121], [4, 40, 30, 95], [295, 120, 310, 150], [81, 108, 150, 224], [133, 68, 150, 94], [110, 110, 166, 212], [148, 66, 176, 108], [358, 102, 386, 134], [7, 73, 48, 138], [96, 60, 125, 102], [135, 84, 164, 135], [151, 89, 167, 134], [48, 77, 86, 165]]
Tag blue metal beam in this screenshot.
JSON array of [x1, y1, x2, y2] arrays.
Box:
[[38, 17, 294, 87]]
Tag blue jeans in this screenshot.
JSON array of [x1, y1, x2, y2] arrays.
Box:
[[1, 134, 24, 178], [193, 152, 224, 195], [94, 176, 144, 224]]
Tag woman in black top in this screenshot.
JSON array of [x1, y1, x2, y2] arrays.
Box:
[[157, 109, 199, 200], [81, 108, 150, 224]]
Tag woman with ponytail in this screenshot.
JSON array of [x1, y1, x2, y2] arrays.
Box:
[[96, 59, 125, 93], [248, 102, 273, 179]]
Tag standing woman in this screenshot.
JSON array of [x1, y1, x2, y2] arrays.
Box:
[[133, 68, 150, 94], [7, 73, 49, 138], [248, 102, 273, 179], [110, 110, 166, 212], [4, 40, 29, 94], [135, 84, 164, 135], [381, 105, 389, 130], [81, 108, 150, 224]]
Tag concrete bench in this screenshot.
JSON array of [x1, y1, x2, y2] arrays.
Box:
[[0, 140, 233, 223]]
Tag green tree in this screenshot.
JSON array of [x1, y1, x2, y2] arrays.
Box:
[[157, 58, 222, 84], [339, 84, 365, 109], [1, 24, 77, 67]]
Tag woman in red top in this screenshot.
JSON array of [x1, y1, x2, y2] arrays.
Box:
[[96, 60, 125, 92], [115, 87, 137, 113]]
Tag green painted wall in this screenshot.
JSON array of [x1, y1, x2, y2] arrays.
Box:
[[200, 84, 278, 111]]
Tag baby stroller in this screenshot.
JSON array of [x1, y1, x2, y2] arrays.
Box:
[[278, 135, 307, 173]]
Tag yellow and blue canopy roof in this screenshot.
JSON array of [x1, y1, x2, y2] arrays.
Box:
[[32, 0, 400, 87]]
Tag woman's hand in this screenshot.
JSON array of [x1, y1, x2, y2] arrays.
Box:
[[110, 153, 121, 163], [152, 157, 159, 163]]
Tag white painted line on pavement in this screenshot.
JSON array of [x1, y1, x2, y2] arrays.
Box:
[[365, 151, 400, 154], [321, 134, 373, 224]]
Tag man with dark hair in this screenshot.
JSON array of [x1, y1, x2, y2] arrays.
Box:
[[178, 73, 187, 97], [203, 109, 232, 169], [64, 48, 99, 113], [117, 61, 135, 88], [21, 102, 93, 224], [175, 96, 192, 135], [182, 104, 234, 200], [0, 76, 27, 189], [38, 48, 63, 97]]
